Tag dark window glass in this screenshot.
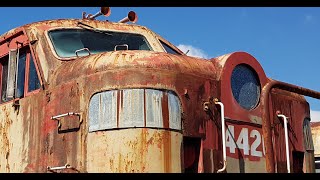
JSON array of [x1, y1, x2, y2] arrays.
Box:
[[16, 52, 26, 98], [303, 118, 314, 151], [231, 64, 260, 110], [49, 29, 152, 58], [1, 58, 9, 103], [28, 55, 40, 92], [160, 41, 180, 55], [316, 157, 320, 171]]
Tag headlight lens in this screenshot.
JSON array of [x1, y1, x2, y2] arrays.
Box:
[[231, 64, 261, 110]]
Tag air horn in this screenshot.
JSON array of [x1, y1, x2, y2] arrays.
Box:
[[118, 11, 138, 23], [82, 7, 111, 20]]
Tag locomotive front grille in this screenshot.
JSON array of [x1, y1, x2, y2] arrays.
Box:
[[88, 89, 182, 132]]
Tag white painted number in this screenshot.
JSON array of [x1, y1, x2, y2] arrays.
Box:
[[226, 125, 236, 154], [237, 128, 249, 155], [225, 125, 263, 157], [250, 130, 262, 157]]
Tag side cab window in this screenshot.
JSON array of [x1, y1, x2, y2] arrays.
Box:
[[0, 34, 41, 104], [158, 39, 183, 55]]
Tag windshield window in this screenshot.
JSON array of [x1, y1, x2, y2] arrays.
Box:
[[48, 29, 152, 58]]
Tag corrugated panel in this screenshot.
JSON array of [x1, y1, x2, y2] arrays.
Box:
[[89, 93, 100, 132], [100, 91, 117, 130], [145, 89, 163, 128], [119, 89, 145, 128], [168, 91, 181, 130], [89, 89, 181, 131], [89, 91, 117, 132], [6, 49, 18, 99]]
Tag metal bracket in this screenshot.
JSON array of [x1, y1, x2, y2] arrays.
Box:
[[47, 163, 79, 173], [114, 44, 128, 51], [51, 112, 81, 129], [203, 101, 210, 112], [51, 112, 80, 120], [202, 97, 216, 112], [75, 48, 91, 57], [47, 163, 71, 171]]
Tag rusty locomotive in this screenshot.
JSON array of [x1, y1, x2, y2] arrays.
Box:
[[0, 7, 319, 173]]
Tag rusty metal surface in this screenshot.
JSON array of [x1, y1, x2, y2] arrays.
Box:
[[0, 18, 318, 173], [201, 52, 269, 173], [0, 103, 25, 172], [86, 129, 182, 172], [226, 157, 266, 173], [270, 91, 309, 172], [260, 79, 320, 173], [13, 19, 218, 173]]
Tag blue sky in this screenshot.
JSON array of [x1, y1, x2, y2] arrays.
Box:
[[1, 7, 320, 121]]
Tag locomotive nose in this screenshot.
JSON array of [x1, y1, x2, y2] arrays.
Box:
[[86, 88, 183, 172], [55, 50, 214, 173]]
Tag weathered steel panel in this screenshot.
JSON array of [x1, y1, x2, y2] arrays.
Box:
[[86, 129, 182, 172], [89, 90, 118, 132], [119, 89, 145, 128], [0, 103, 26, 173], [89, 93, 100, 132], [168, 91, 181, 130], [145, 89, 163, 128], [226, 157, 267, 173], [101, 91, 118, 130]]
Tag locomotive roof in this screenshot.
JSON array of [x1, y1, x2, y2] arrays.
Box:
[[0, 18, 151, 41]]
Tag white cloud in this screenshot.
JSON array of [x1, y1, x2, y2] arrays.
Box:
[[304, 14, 315, 23], [310, 110, 320, 122], [177, 44, 209, 59], [305, 15, 313, 21]]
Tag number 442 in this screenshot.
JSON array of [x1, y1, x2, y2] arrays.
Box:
[[225, 125, 265, 157]]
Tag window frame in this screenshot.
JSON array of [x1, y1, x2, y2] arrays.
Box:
[[24, 49, 41, 97], [159, 39, 182, 55], [16, 48, 28, 99], [303, 117, 314, 151], [156, 35, 184, 55], [0, 45, 41, 104], [0, 55, 9, 104], [230, 63, 261, 111], [45, 27, 154, 61]]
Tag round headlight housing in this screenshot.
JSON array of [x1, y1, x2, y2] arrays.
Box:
[[231, 64, 261, 110]]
